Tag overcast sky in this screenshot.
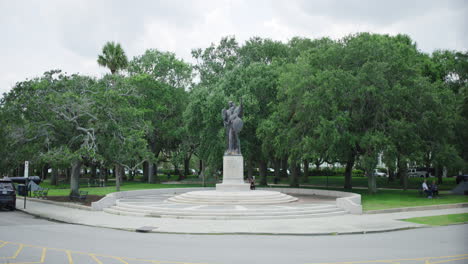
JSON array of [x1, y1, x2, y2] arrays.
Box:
[[0, 0, 467, 97]]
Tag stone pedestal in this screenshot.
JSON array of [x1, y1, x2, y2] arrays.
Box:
[[216, 155, 250, 192]]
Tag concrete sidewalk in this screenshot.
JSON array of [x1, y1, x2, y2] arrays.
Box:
[[15, 199, 468, 235]]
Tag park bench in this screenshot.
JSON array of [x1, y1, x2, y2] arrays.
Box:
[[69, 190, 88, 202], [32, 188, 49, 199]]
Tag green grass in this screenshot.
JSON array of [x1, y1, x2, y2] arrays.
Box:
[[402, 213, 468, 226], [35, 177, 467, 211], [273, 175, 457, 190], [267, 185, 468, 211], [39, 181, 213, 196], [353, 189, 468, 211]]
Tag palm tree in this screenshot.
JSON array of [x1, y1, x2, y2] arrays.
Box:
[[97, 41, 128, 74]]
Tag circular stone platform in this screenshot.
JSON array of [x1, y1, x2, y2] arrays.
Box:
[[167, 190, 298, 205], [103, 192, 348, 220]]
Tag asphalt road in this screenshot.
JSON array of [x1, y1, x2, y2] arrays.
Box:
[[0, 210, 467, 264]]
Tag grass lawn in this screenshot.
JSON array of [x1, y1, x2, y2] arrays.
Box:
[[290, 175, 457, 190], [268, 185, 468, 211], [35, 178, 467, 211], [353, 189, 468, 211], [402, 213, 468, 226], [40, 181, 212, 196]]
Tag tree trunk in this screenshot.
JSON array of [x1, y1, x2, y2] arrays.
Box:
[[91, 164, 97, 180], [436, 165, 443, 184], [388, 169, 395, 182], [183, 156, 190, 177], [41, 164, 49, 180], [148, 163, 156, 183], [120, 166, 127, 183], [398, 160, 408, 190], [274, 158, 280, 181], [367, 170, 377, 194], [281, 157, 288, 178], [129, 169, 135, 181], [104, 168, 109, 183], [66, 168, 71, 181], [142, 161, 149, 182], [289, 161, 300, 187], [259, 159, 267, 186], [344, 154, 355, 190], [302, 159, 309, 183], [247, 157, 254, 180], [115, 164, 122, 192], [198, 159, 203, 176], [199, 160, 206, 187], [50, 167, 59, 186], [70, 160, 81, 196]]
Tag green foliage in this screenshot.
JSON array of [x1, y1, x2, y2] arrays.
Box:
[[1, 34, 466, 195], [97, 41, 128, 74]]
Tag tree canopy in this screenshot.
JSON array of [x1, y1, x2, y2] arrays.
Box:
[[1, 34, 466, 194]]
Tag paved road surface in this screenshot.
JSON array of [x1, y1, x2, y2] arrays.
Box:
[[1, 211, 467, 264]]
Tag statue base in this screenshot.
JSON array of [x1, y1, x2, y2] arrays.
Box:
[[216, 155, 250, 192]]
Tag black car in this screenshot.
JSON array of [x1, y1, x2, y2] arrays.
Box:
[[0, 178, 16, 210], [455, 174, 468, 184]]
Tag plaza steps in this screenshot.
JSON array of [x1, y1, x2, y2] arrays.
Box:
[[103, 202, 347, 220], [166, 190, 298, 205]]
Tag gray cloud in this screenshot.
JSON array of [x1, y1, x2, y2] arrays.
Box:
[[1, 0, 467, 97]]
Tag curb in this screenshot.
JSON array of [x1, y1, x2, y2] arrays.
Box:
[[21, 197, 93, 211], [14, 208, 427, 236], [365, 203, 468, 214]]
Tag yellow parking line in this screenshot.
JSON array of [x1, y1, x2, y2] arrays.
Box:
[[0, 242, 7, 248], [429, 257, 468, 264], [115, 257, 130, 264], [40, 248, 46, 263], [121, 257, 210, 264], [0, 244, 23, 259], [66, 250, 73, 264], [308, 254, 468, 264], [1, 248, 47, 264], [90, 254, 104, 264], [0, 239, 210, 264]]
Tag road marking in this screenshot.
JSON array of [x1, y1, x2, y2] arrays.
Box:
[[66, 250, 73, 264], [0, 244, 23, 259], [90, 254, 104, 264], [429, 257, 468, 264], [40, 248, 46, 263], [0, 239, 210, 264], [308, 254, 468, 264], [115, 257, 130, 264]]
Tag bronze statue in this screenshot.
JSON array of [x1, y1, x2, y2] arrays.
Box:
[[222, 100, 243, 155]]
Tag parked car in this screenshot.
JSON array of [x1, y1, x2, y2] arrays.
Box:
[[373, 169, 387, 177], [0, 178, 16, 211], [407, 167, 434, 178], [455, 174, 468, 184]]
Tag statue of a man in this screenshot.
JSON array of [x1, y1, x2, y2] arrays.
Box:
[[222, 100, 243, 155]]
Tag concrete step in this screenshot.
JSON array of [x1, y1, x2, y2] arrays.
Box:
[[166, 190, 299, 205], [157, 210, 348, 220], [105, 205, 347, 220], [106, 204, 346, 219], [115, 201, 336, 213]]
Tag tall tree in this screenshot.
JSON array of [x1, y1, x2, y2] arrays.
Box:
[[97, 41, 129, 75]]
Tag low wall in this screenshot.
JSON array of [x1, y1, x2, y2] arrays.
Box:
[[91, 187, 362, 214], [258, 188, 362, 214]]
